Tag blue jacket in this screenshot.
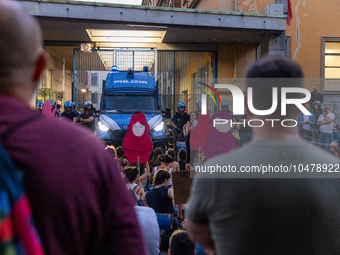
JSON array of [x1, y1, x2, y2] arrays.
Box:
[[296, 112, 315, 130]]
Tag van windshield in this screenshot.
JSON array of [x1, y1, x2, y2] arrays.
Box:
[[104, 94, 159, 111]]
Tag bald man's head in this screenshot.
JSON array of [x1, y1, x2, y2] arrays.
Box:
[[0, 0, 43, 81], [0, 0, 47, 103]]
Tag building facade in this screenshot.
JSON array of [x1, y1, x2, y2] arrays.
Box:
[[20, 0, 286, 115]]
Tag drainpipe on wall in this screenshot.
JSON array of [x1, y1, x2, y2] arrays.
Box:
[[274, 0, 288, 57], [233, 43, 237, 82]]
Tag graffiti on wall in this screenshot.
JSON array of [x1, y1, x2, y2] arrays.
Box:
[[237, 0, 257, 12]]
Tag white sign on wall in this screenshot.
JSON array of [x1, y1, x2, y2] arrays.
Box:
[[81, 43, 92, 52]]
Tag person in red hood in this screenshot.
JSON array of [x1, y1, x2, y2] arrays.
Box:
[[123, 112, 153, 164]]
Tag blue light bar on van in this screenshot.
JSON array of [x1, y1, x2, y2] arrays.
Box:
[[111, 65, 118, 72], [143, 66, 149, 72]]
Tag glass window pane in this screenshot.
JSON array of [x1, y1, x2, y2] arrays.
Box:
[[91, 93, 97, 104], [325, 79, 340, 91], [325, 56, 340, 66], [325, 42, 340, 54], [325, 68, 340, 78], [91, 73, 98, 86], [105, 94, 158, 110]]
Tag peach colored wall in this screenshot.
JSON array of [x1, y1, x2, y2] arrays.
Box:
[[239, 0, 340, 86], [218, 0, 235, 11], [196, 0, 234, 11], [196, 0, 219, 10]]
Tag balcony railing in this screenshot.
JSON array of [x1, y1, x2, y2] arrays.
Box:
[[141, 0, 181, 8]]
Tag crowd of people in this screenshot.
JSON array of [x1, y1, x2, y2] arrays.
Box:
[[103, 144, 204, 255], [296, 85, 340, 158], [3, 1, 340, 255]]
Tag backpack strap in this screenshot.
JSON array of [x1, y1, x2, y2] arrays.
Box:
[[0, 114, 43, 140], [134, 186, 143, 195]]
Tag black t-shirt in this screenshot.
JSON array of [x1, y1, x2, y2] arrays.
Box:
[[145, 186, 174, 214], [178, 161, 187, 171], [171, 112, 190, 130], [80, 111, 95, 130], [310, 92, 323, 107], [61, 111, 78, 121]]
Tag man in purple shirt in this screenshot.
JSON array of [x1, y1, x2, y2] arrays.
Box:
[[0, 1, 145, 254]]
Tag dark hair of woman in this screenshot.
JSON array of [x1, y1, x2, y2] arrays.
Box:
[[166, 149, 176, 162], [124, 167, 139, 183], [178, 148, 187, 161], [116, 146, 125, 158], [159, 154, 172, 164], [153, 170, 171, 185], [129, 163, 147, 173], [149, 147, 163, 167], [105, 145, 116, 159]]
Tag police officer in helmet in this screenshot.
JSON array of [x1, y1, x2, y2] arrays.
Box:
[[171, 102, 190, 139], [80, 100, 95, 131], [50, 100, 61, 117], [221, 101, 233, 114], [195, 99, 212, 117], [194, 99, 201, 117], [71, 102, 80, 122], [61, 101, 79, 123], [36, 101, 44, 112]]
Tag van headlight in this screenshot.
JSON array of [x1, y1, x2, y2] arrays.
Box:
[[153, 122, 164, 132], [98, 121, 110, 132]]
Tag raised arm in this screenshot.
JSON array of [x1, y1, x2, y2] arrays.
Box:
[[139, 164, 150, 182]]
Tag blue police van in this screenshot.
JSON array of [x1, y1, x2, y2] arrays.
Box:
[[96, 67, 168, 149]]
